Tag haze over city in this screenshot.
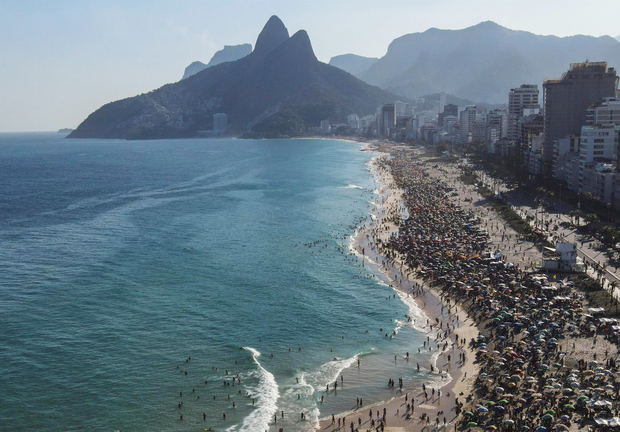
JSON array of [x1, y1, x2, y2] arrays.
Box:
[[1, 0, 619, 132]]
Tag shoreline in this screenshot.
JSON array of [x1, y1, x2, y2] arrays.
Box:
[[316, 142, 481, 431], [331, 142, 620, 432]]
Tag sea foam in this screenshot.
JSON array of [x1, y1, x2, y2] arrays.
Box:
[[229, 347, 280, 432]]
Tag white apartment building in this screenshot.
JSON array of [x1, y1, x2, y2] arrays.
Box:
[[508, 84, 539, 141], [459, 106, 485, 144], [347, 114, 360, 130], [578, 125, 620, 202], [586, 97, 620, 127], [581, 163, 616, 205], [486, 109, 508, 153], [579, 125, 618, 165]]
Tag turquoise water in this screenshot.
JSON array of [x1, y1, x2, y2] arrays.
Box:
[[0, 134, 432, 431]]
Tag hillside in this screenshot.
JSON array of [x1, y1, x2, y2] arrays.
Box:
[[342, 21, 620, 103], [69, 16, 395, 139], [329, 54, 378, 77]]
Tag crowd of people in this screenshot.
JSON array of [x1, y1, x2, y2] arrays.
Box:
[[368, 148, 619, 431]]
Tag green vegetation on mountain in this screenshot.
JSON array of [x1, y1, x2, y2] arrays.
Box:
[[70, 16, 394, 139]]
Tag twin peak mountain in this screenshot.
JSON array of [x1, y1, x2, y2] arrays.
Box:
[[69, 16, 394, 139]]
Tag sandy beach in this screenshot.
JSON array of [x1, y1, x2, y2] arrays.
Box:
[[316, 141, 619, 432], [317, 142, 481, 432]]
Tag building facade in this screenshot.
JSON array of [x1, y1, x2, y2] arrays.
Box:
[[543, 62, 618, 163], [586, 97, 620, 127], [508, 84, 539, 141]]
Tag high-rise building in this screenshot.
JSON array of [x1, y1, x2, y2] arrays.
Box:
[[378, 104, 396, 137], [320, 119, 331, 134], [459, 106, 484, 144], [394, 101, 411, 119], [552, 135, 581, 188], [578, 124, 620, 201], [347, 114, 360, 130], [486, 109, 507, 153], [213, 113, 228, 134], [543, 62, 619, 163], [438, 104, 458, 127], [438, 92, 447, 114], [579, 125, 619, 165], [585, 97, 620, 126], [508, 84, 539, 141]]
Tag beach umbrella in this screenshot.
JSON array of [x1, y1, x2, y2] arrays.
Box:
[[536, 427, 547, 432], [504, 420, 515, 425], [467, 422, 479, 428], [486, 426, 497, 430], [477, 406, 489, 413], [541, 414, 554, 422], [464, 411, 474, 417], [494, 406, 506, 413], [563, 404, 574, 410], [544, 410, 555, 415], [498, 399, 509, 405], [495, 386, 505, 394]]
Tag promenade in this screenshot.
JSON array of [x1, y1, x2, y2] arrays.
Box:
[[320, 142, 619, 432]]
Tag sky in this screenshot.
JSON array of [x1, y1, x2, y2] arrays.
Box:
[[1, 0, 619, 132]]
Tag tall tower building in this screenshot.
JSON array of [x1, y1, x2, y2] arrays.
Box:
[[438, 104, 458, 127], [543, 62, 618, 163], [508, 84, 539, 142]]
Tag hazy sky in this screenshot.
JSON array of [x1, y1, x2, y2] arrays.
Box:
[[1, 0, 619, 132]]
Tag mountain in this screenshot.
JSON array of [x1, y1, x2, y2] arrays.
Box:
[[616, 35, 620, 42], [181, 44, 252, 79], [69, 16, 395, 139], [182, 61, 209, 80], [339, 21, 620, 103], [329, 54, 378, 76]]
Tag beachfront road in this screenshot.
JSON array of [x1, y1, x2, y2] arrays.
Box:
[[450, 161, 620, 301]]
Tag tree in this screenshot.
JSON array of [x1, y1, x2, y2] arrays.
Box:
[[585, 213, 600, 227]]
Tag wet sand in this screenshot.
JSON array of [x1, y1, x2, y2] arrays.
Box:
[[317, 143, 480, 431]]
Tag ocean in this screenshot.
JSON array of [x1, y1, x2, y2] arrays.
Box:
[[0, 133, 437, 431]]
